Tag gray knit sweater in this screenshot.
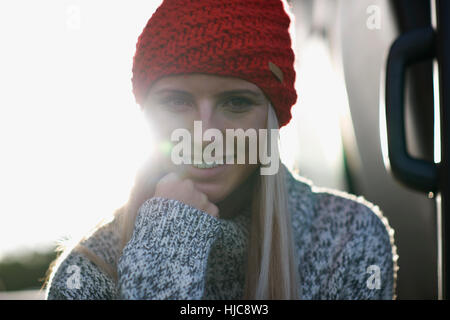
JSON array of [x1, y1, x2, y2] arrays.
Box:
[[45, 166, 398, 300]]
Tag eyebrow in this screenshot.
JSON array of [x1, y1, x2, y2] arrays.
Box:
[[152, 88, 264, 99]]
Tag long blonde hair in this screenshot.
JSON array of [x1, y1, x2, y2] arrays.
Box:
[[244, 104, 299, 299], [44, 102, 300, 300]]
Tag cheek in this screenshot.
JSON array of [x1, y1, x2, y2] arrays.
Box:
[[246, 104, 269, 128], [252, 107, 269, 129], [224, 109, 267, 131], [147, 110, 192, 143]]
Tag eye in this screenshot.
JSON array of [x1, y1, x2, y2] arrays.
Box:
[[221, 97, 254, 113], [158, 96, 192, 111]]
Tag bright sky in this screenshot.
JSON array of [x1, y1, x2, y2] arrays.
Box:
[[0, 1, 162, 259], [0, 1, 346, 259]]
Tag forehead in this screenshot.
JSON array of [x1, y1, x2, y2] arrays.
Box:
[[148, 73, 264, 95]]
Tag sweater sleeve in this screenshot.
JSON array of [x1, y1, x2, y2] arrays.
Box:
[[45, 249, 118, 300], [327, 203, 396, 300], [117, 197, 222, 299]]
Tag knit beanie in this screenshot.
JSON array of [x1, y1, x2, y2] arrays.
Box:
[[132, 0, 297, 127]]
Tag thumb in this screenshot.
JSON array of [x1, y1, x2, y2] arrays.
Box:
[[157, 172, 180, 184]]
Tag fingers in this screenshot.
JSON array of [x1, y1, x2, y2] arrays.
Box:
[[155, 167, 189, 185], [154, 172, 220, 218], [204, 202, 219, 218], [158, 172, 180, 184]]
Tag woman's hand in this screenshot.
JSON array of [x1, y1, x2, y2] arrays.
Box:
[[154, 172, 220, 218]]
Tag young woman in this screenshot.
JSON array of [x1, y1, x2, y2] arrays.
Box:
[[44, 0, 398, 299]]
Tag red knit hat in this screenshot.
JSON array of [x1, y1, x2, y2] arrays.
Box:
[[132, 0, 297, 127]]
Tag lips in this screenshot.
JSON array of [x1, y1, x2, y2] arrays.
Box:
[[191, 161, 223, 169], [186, 162, 230, 180], [183, 153, 236, 165], [176, 152, 237, 180]]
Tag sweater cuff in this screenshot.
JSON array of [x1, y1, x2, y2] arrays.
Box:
[[129, 197, 222, 262]]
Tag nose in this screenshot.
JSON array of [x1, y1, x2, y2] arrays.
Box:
[[196, 100, 217, 132], [191, 99, 224, 154]]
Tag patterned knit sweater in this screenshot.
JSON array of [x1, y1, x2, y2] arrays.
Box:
[[45, 166, 398, 299]]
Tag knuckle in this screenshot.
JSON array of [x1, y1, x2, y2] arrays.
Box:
[[199, 192, 207, 203], [209, 204, 219, 217]]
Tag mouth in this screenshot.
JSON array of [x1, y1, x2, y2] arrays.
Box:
[[186, 154, 236, 168], [184, 154, 237, 180], [191, 161, 224, 169]]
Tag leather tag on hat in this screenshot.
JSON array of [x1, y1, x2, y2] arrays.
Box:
[[268, 61, 284, 83]]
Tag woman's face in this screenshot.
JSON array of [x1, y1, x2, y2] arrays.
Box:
[[143, 73, 269, 203]]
